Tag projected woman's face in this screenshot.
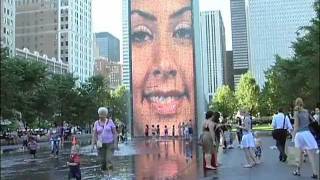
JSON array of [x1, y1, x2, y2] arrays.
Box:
[[131, 0, 195, 136]]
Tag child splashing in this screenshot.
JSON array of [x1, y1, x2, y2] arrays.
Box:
[[67, 136, 81, 180]]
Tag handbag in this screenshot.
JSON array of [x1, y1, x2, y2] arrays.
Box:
[[287, 146, 300, 166], [95, 120, 109, 148], [272, 115, 287, 140], [96, 139, 102, 148], [197, 133, 203, 146], [309, 115, 320, 137]]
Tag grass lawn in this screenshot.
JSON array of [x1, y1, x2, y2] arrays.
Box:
[[232, 124, 273, 132], [252, 124, 273, 131]]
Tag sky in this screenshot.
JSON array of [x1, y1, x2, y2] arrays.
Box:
[[92, 0, 232, 50]]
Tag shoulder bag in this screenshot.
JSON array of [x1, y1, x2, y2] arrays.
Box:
[[96, 120, 109, 148]]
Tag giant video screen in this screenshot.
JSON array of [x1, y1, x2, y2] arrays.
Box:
[[131, 0, 196, 136]]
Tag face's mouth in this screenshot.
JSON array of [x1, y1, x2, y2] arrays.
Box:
[[142, 90, 189, 117]]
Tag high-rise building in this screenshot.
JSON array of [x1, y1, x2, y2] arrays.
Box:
[[0, 0, 15, 56], [15, 0, 93, 83], [247, 0, 315, 87], [94, 58, 122, 89], [230, 0, 249, 89], [200, 10, 226, 103], [225, 51, 234, 90], [16, 48, 68, 75], [122, 0, 130, 88], [95, 32, 120, 62]]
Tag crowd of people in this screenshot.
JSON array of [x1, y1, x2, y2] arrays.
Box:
[[200, 97, 319, 179], [12, 98, 320, 179], [143, 120, 194, 141]]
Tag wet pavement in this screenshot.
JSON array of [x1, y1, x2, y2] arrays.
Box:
[[1, 136, 319, 180]]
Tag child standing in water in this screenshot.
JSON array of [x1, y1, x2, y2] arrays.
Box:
[[164, 125, 169, 139], [67, 137, 81, 180], [28, 136, 38, 159]]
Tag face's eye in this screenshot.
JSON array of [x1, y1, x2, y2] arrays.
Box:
[[173, 23, 193, 40], [132, 25, 153, 44]]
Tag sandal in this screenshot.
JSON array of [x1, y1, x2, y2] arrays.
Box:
[[293, 169, 301, 176], [205, 166, 217, 170], [243, 164, 253, 168]]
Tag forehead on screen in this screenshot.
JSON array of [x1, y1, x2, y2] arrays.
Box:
[[131, 0, 192, 20]]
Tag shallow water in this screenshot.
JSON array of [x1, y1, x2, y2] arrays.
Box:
[[1, 139, 209, 180]]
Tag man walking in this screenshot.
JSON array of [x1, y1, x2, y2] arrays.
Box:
[[272, 108, 293, 162]]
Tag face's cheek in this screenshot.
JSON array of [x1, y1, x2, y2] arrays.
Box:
[[174, 45, 195, 122], [133, 45, 154, 133]]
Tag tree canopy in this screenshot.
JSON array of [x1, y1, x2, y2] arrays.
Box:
[[0, 48, 129, 129], [209, 85, 236, 118], [261, 1, 320, 112]]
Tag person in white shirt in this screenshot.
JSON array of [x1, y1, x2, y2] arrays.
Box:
[[272, 108, 293, 162]]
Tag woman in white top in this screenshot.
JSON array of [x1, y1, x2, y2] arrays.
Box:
[[237, 109, 258, 168]]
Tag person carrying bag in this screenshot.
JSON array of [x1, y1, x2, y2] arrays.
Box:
[[91, 107, 118, 172], [272, 108, 293, 162]]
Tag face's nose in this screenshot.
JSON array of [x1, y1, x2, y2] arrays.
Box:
[[152, 39, 178, 80]]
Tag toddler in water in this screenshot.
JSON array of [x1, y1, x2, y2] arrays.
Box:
[[67, 137, 81, 180], [28, 136, 39, 159], [164, 125, 169, 139], [254, 132, 262, 162]]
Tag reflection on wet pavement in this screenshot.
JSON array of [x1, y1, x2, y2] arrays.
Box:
[[1, 138, 211, 180]]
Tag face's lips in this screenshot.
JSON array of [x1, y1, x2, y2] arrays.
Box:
[[142, 90, 189, 117]]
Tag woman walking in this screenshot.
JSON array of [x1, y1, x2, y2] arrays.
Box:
[[92, 107, 118, 172], [237, 109, 258, 168], [202, 111, 217, 170], [292, 98, 318, 179]]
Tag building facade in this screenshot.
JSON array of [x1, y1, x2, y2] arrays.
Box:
[[95, 32, 120, 62], [230, 0, 249, 89], [200, 10, 226, 103], [15, 0, 93, 83], [0, 0, 15, 56], [16, 48, 68, 74], [247, 0, 316, 87], [122, 0, 130, 88], [94, 58, 122, 89], [225, 50, 234, 90]]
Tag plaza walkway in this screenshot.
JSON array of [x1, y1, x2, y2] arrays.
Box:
[[1, 136, 318, 180]]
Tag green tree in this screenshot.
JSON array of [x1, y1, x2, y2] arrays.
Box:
[[235, 72, 260, 115], [1, 51, 48, 126], [108, 86, 129, 123], [209, 85, 237, 118], [263, 1, 319, 109]]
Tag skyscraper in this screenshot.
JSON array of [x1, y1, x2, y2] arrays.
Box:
[[200, 10, 226, 103], [122, 0, 130, 88], [225, 50, 234, 90], [0, 0, 15, 56], [230, 0, 249, 89], [15, 0, 94, 83], [94, 58, 122, 89], [247, 0, 315, 87], [95, 32, 120, 62]]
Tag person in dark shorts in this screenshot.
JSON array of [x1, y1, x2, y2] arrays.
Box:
[[188, 120, 193, 141], [145, 125, 149, 137], [156, 125, 160, 138], [28, 136, 38, 159]]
